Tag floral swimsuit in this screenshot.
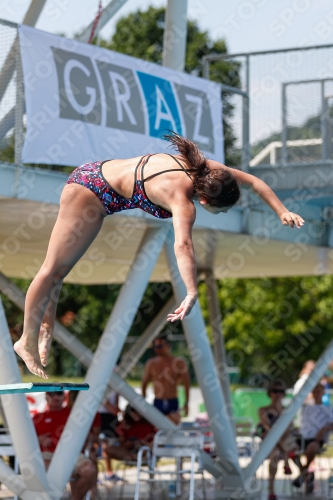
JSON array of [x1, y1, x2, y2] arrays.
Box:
[[66, 154, 192, 219]]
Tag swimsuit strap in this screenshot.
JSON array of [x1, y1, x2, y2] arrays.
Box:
[[143, 153, 194, 183], [166, 153, 193, 180], [134, 155, 153, 183]]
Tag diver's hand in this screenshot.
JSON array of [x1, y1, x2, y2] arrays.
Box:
[[167, 294, 197, 322], [280, 211, 304, 229]]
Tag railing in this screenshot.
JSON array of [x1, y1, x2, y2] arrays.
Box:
[[0, 19, 23, 165], [202, 43, 333, 169]]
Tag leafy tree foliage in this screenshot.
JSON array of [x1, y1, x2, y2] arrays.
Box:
[[4, 273, 333, 386], [101, 6, 241, 166], [199, 275, 333, 385], [0, 134, 14, 163]]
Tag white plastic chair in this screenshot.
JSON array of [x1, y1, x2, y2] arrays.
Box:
[[234, 416, 256, 458], [234, 418, 262, 496], [134, 429, 206, 500], [0, 428, 18, 500]]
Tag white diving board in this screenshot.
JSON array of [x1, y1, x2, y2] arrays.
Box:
[[0, 382, 89, 394]]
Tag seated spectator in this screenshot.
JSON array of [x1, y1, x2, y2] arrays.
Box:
[[293, 383, 333, 493], [33, 391, 97, 500], [293, 360, 315, 400], [105, 405, 156, 462], [293, 360, 316, 429], [258, 380, 298, 500], [67, 390, 101, 453]]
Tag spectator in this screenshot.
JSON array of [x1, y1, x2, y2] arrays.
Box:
[[258, 380, 298, 500], [293, 383, 333, 493], [293, 360, 316, 428], [33, 391, 97, 500], [142, 334, 190, 424], [98, 390, 121, 481], [105, 405, 156, 462], [320, 375, 330, 406], [67, 391, 101, 450], [293, 360, 316, 397]]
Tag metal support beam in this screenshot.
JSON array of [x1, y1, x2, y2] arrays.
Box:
[[0, 43, 16, 106], [21, 0, 48, 27], [164, 236, 244, 483], [241, 55, 250, 173], [0, 0, 47, 102], [0, 457, 50, 500], [0, 299, 50, 496], [201, 43, 333, 63], [321, 81, 328, 161], [117, 296, 176, 378], [0, 272, 95, 368], [0, 458, 25, 499], [0, 271, 223, 479], [327, 97, 333, 160], [204, 270, 234, 430], [76, 0, 129, 43], [202, 56, 210, 80], [108, 371, 223, 479], [281, 83, 287, 165], [245, 337, 333, 480], [0, 275, 175, 377], [47, 226, 169, 498], [1, 0, 125, 141], [14, 39, 24, 166], [0, 106, 15, 142], [221, 83, 247, 97], [162, 0, 188, 71]]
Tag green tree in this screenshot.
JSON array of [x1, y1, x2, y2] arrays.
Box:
[[199, 275, 333, 386], [0, 134, 14, 163], [100, 6, 241, 166]]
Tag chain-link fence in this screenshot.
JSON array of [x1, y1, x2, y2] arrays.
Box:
[[204, 44, 333, 168], [0, 19, 18, 164]]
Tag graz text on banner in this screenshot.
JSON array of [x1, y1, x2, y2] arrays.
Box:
[[19, 25, 224, 166]]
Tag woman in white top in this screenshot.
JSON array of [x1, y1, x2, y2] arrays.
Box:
[[293, 383, 333, 493]]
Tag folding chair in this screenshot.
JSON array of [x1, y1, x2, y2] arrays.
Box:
[[179, 421, 216, 457], [114, 458, 139, 500], [292, 434, 332, 498], [0, 428, 18, 500], [290, 408, 333, 497], [234, 418, 262, 496], [135, 430, 207, 500], [234, 417, 256, 459]]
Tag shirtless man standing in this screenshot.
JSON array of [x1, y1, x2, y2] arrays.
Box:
[[141, 335, 190, 424]]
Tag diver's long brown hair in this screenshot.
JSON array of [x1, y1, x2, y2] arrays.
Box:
[[163, 131, 240, 208]]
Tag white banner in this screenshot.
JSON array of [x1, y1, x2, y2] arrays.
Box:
[[19, 25, 224, 166]]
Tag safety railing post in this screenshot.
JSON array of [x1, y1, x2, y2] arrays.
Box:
[[14, 36, 24, 166]]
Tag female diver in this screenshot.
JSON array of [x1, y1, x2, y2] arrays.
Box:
[[14, 132, 304, 378]]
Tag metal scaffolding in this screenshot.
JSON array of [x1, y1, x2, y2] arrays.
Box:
[[1, 1, 333, 498]]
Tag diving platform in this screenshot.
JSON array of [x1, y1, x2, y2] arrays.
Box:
[[1, 161, 333, 284]]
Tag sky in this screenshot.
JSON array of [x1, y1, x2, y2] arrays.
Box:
[[2, 0, 333, 150], [2, 0, 333, 54]]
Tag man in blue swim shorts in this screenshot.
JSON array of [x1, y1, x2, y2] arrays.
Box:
[[142, 334, 190, 424]]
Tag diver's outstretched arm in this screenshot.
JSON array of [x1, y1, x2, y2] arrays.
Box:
[[209, 160, 305, 229]]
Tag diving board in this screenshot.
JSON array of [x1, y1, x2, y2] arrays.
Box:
[[0, 382, 89, 394]]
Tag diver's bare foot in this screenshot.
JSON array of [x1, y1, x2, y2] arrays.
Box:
[[14, 340, 48, 379], [38, 323, 53, 367]]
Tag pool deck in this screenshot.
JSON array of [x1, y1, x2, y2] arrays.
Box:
[[0, 457, 332, 499]]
